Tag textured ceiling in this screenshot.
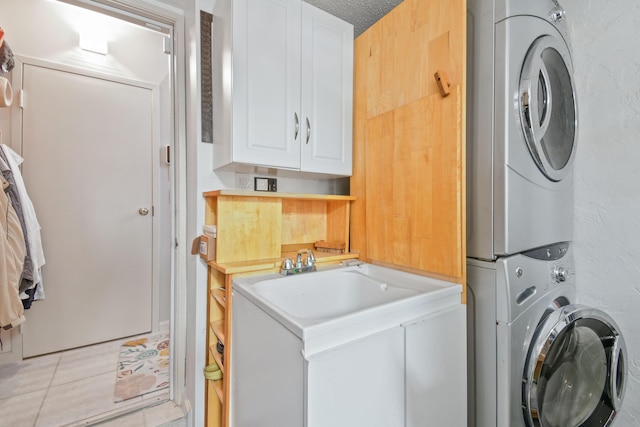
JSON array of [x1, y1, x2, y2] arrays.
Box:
[[305, 0, 403, 37]]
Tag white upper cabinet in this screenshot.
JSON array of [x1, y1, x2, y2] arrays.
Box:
[[300, 3, 354, 176], [212, 0, 354, 177]]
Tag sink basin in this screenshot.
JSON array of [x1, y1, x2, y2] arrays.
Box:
[[233, 262, 462, 355], [252, 269, 418, 320]]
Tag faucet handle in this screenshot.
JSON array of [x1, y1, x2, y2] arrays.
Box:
[[280, 258, 294, 276], [307, 249, 316, 265], [282, 258, 293, 270]]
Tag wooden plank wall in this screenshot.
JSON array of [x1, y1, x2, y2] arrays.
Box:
[[351, 0, 466, 289]]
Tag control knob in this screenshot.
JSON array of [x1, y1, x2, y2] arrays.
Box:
[[552, 266, 568, 282], [549, 7, 566, 22]]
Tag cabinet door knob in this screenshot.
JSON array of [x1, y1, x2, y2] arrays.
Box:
[[294, 113, 300, 140], [306, 117, 311, 144], [139, 207, 150, 216]]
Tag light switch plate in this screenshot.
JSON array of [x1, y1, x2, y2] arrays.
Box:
[[255, 177, 268, 191], [255, 177, 277, 192]]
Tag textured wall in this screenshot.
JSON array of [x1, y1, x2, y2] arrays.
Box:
[[305, 0, 401, 36], [564, 1, 640, 425]]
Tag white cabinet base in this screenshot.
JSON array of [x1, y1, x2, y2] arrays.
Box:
[[306, 327, 404, 427], [405, 305, 467, 427], [232, 292, 467, 427], [232, 292, 304, 427]]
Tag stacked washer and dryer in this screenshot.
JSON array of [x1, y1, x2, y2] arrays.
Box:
[[466, 1, 628, 426]]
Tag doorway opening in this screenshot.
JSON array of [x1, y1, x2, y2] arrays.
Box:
[[0, 0, 185, 424]]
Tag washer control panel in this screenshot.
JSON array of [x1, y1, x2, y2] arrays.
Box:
[[499, 242, 576, 322], [549, 7, 566, 23], [551, 265, 569, 283]]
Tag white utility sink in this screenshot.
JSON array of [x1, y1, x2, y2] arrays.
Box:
[[231, 261, 467, 427], [233, 262, 462, 355]]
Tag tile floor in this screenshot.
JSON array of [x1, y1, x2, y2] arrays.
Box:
[[0, 336, 185, 426]]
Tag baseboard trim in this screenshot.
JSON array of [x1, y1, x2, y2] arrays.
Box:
[[159, 319, 170, 332], [180, 396, 193, 427]]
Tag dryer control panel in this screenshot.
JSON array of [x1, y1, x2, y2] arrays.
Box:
[[522, 241, 569, 261]]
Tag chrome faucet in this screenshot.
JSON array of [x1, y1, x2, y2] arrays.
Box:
[[280, 249, 317, 276], [295, 253, 303, 269]]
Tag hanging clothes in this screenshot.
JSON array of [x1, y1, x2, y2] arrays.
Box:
[[0, 149, 31, 291], [0, 174, 26, 329], [0, 144, 45, 302]]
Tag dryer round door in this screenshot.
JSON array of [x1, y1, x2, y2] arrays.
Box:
[[519, 34, 577, 182], [522, 305, 626, 427]]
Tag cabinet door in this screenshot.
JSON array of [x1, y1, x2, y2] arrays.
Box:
[[232, 0, 301, 168], [306, 327, 404, 427], [300, 3, 354, 176], [405, 305, 467, 427]]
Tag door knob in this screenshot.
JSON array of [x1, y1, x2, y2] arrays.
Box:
[[139, 207, 150, 216]]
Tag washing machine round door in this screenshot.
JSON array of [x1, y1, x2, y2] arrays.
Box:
[[522, 305, 626, 427], [519, 35, 577, 182]]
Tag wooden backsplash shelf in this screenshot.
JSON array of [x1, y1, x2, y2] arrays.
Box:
[[203, 190, 356, 265]]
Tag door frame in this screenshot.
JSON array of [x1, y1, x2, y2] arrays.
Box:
[[15, 0, 188, 411]]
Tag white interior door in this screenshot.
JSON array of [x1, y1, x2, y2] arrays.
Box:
[[20, 63, 154, 357]]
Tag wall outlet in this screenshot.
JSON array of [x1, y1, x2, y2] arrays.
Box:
[[236, 173, 252, 190], [255, 177, 277, 192]]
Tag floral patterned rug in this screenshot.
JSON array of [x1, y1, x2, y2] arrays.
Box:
[[114, 332, 170, 402]]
